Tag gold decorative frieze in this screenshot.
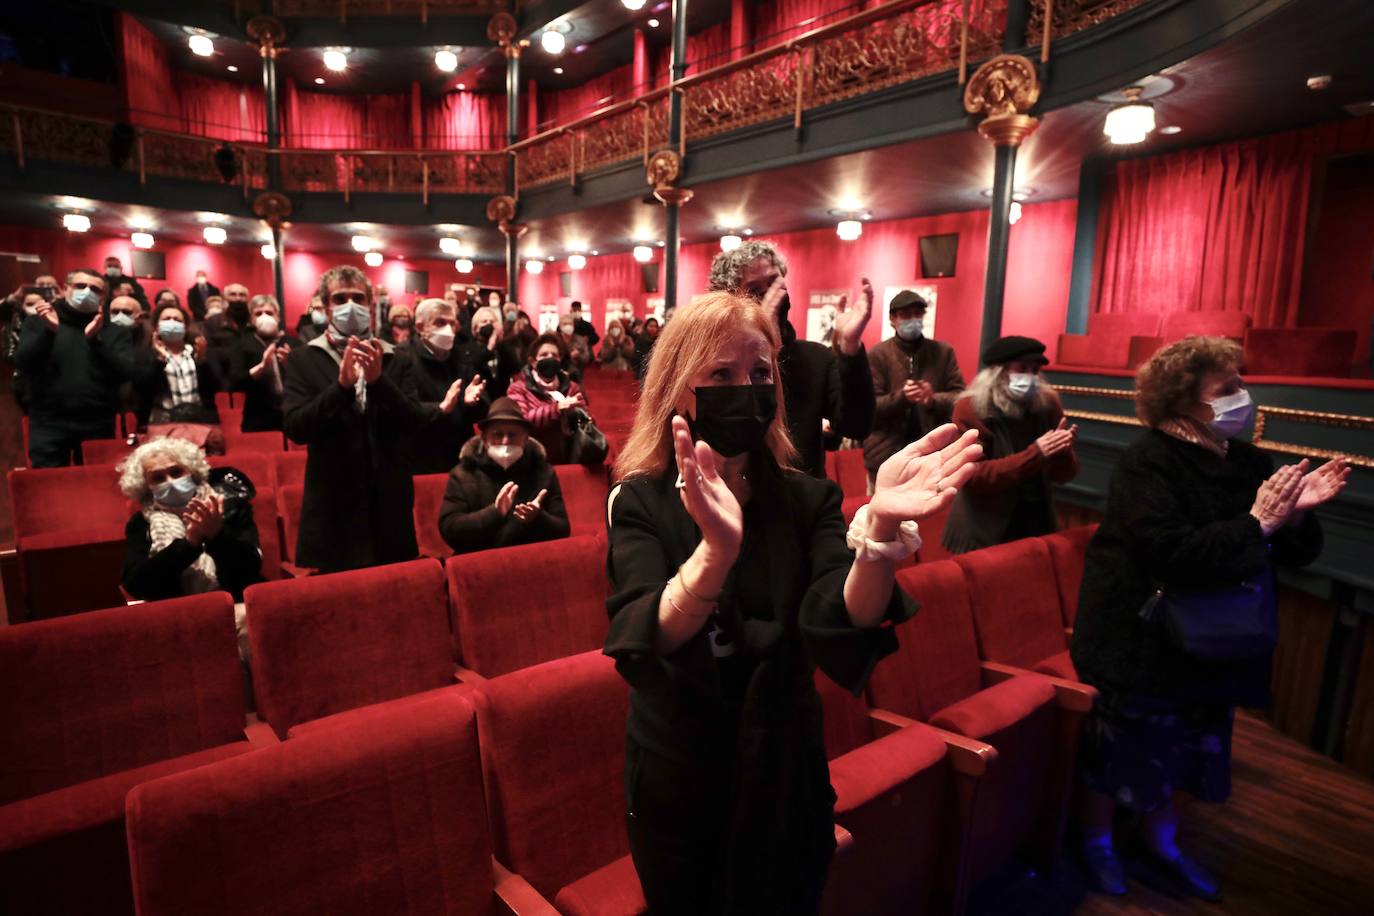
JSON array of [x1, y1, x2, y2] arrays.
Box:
[[1027, 0, 1150, 45]]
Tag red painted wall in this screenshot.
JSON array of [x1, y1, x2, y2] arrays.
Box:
[[1299, 155, 1374, 371]]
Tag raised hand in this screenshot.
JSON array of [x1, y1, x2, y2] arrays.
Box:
[[1035, 418, 1077, 458], [338, 339, 360, 388], [356, 339, 384, 384], [439, 377, 466, 414], [252, 343, 277, 378], [512, 488, 547, 524], [276, 343, 291, 362], [832, 277, 874, 355], [673, 414, 743, 559], [759, 277, 788, 323], [1251, 460, 1307, 536], [34, 301, 59, 330], [193, 335, 208, 362], [868, 424, 983, 530], [1294, 457, 1349, 514], [185, 494, 224, 546], [83, 311, 104, 340], [463, 374, 486, 406], [494, 481, 518, 517]]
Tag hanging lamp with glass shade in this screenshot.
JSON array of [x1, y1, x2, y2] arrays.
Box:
[[1103, 87, 1155, 145]]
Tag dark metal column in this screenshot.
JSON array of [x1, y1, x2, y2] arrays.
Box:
[[980, 143, 1018, 358], [663, 0, 689, 311], [505, 44, 522, 302], [250, 16, 287, 308], [1064, 157, 1103, 334]]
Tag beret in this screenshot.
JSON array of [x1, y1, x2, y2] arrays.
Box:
[[982, 334, 1048, 366]]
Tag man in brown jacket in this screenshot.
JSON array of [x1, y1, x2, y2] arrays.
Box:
[[861, 289, 965, 487]]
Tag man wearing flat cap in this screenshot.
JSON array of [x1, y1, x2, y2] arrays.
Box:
[[861, 289, 965, 490], [942, 334, 1079, 553]]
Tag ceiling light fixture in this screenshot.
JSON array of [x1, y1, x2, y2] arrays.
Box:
[[1158, 125, 1182, 135], [1306, 74, 1332, 91], [439, 236, 462, 255], [131, 232, 154, 249], [351, 235, 377, 252], [1103, 86, 1155, 145], [553, 67, 564, 75], [455, 258, 474, 274], [203, 226, 227, 245], [456, 82, 466, 90], [435, 49, 458, 72], [568, 253, 587, 270], [719, 234, 742, 252], [540, 22, 572, 55], [188, 33, 215, 57], [261, 243, 277, 260], [526, 259, 545, 274], [1009, 201, 1023, 225], [314, 77, 325, 85], [364, 251, 383, 267], [63, 213, 91, 232], [622, 0, 647, 9], [322, 48, 350, 72], [836, 219, 862, 241], [633, 245, 654, 263], [226, 65, 238, 73], [647, 18, 660, 27]]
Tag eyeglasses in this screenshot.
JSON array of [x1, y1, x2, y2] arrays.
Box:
[[329, 291, 367, 306], [71, 281, 106, 293]]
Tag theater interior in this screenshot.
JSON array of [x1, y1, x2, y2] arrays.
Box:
[[0, 0, 1372, 913]]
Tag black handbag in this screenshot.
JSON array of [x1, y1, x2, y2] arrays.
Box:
[[566, 407, 609, 466], [1138, 567, 1278, 660]]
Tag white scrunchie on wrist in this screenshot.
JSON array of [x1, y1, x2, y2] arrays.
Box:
[[846, 504, 921, 563]]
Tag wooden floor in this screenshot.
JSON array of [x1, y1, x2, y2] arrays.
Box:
[[974, 712, 1374, 916]]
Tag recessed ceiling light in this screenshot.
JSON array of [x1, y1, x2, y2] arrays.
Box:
[[260, 243, 277, 260], [526, 259, 545, 274], [203, 226, 227, 245], [541, 30, 567, 54], [1306, 74, 1332, 91], [364, 251, 383, 267], [455, 258, 474, 273], [188, 33, 214, 57], [648, 18, 660, 27], [633, 246, 653, 263], [314, 77, 325, 85], [62, 213, 91, 232], [323, 48, 349, 72], [352, 235, 378, 252], [568, 253, 587, 270], [226, 65, 238, 73], [1158, 125, 1181, 135], [131, 232, 155, 249], [456, 82, 466, 90], [435, 49, 458, 72], [553, 67, 564, 75], [439, 237, 462, 255], [656, 240, 665, 247], [622, 0, 647, 10], [591, 250, 599, 256]]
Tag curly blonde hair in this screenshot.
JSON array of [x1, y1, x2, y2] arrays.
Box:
[[1135, 336, 1244, 427], [117, 438, 211, 502]]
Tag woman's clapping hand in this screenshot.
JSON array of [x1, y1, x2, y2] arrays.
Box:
[[867, 424, 982, 535], [672, 415, 743, 560]]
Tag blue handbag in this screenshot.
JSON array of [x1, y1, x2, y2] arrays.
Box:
[[1138, 568, 1278, 660]]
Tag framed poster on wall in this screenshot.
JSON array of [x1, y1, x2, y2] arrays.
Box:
[[604, 298, 635, 331], [880, 285, 938, 341], [538, 304, 561, 333], [806, 289, 848, 346]]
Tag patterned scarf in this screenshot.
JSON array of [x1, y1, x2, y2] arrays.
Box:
[[323, 327, 370, 413], [1158, 416, 1228, 457], [159, 349, 201, 412], [143, 482, 218, 594]]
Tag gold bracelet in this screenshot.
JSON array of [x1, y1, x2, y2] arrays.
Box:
[[667, 579, 715, 618], [675, 572, 719, 605]]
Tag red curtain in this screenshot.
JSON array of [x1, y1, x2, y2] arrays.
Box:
[[1095, 117, 1374, 328], [281, 82, 412, 149], [539, 66, 638, 131], [422, 92, 504, 149]]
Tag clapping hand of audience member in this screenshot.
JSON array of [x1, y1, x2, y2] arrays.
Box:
[[494, 481, 519, 517], [251, 343, 278, 378], [1294, 457, 1349, 514], [867, 424, 982, 536], [1035, 418, 1078, 458], [152, 336, 171, 362], [555, 392, 586, 413], [1250, 460, 1307, 537], [463, 374, 486, 406], [184, 494, 224, 547], [902, 379, 935, 405], [34, 301, 60, 330], [760, 277, 788, 324], [355, 339, 384, 384], [832, 277, 874, 356], [673, 415, 743, 560], [193, 335, 208, 361], [439, 378, 466, 414], [512, 489, 548, 524]]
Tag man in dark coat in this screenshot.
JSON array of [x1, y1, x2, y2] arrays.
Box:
[[437, 397, 570, 555], [17, 268, 136, 466], [102, 256, 148, 311], [186, 269, 221, 322], [862, 289, 965, 488], [230, 294, 298, 433], [398, 297, 490, 474], [709, 241, 876, 477], [456, 305, 521, 400], [282, 265, 429, 573], [569, 301, 600, 348]]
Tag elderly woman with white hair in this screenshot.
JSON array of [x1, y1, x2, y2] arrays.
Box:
[[397, 297, 489, 474], [119, 437, 264, 605]]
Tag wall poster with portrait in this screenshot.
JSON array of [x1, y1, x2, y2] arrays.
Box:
[[806, 289, 848, 347]]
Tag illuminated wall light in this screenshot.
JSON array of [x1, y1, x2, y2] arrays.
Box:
[[364, 251, 384, 267], [188, 34, 214, 57], [719, 234, 742, 252], [1008, 201, 1023, 225], [351, 235, 377, 252], [63, 213, 91, 232], [261, 243, 277, 260], [647, 18, 660, 27], [434, 49, 458, 72], [1103, 86, 1155, 145], [439, 236, 462, 255], [131, 232, 154, 249], [526, 259, 545, 274], [323, 48, 349, 72], [203, 226, 227, 244], [541, 30, 567, 54], [455, 258, 474, 274], [836, 219, 862, 241], [314, 77, 325, 85], [622, 0, 647, 9], [633, 245, 653, 263], [226, 65, 239, 73], [567, 253, 587, 270]]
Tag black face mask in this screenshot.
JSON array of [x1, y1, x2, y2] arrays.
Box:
[[689, 384, 777, 458], [535, 356, 561, 381], [478, 324, 495, 342]]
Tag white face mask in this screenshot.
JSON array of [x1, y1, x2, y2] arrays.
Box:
[[487, 442, 523, 469], [1205, 389, 1254, 439], [1007, 372, 1038, 400], [254, 314, 279, 337], [427, 326, 456, 353]]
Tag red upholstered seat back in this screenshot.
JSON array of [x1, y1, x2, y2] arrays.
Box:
[[815, 672, 873, 760], [1042, 525, 1098, 627], [831, 448, 867, 500], [1161, 311, 1251, 341], [413, 473, 453, 560], [955, 539, 1066, 668], [252, 488, 281, 580], [213, 391, 233, 415], [867, 560, 983, 721], [475, 651, 629, 901], [9, 466, 131, 539], [0, 593, 244, 805], [554, 463, 611, 538], [279, 483, 305, 563], [1244, 327, 1358, 377], [126, 691, 492, 916], [222, 429, 284, 455], [272, 450, 308, 490], [1087, 312, 1161, 338], [446, 535, 608, 677], [209, 452, 273, 494], [80, 437, 136, 465], [244, 559, 454, 738]]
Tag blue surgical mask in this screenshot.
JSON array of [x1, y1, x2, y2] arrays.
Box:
[[152, 475, 197, 507], [896, 318, 924, 342], [1205, 389, 1254, 439], [504, 309, 518, 322], [69, 286, 102, 314], [330, 303, 371, 337], [109, 312, 136, 328], [310, 309, 327, 326], [1007, 372, 1038, 400], [157, 319, 186, 342]]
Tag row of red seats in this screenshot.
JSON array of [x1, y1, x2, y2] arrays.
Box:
[[0, 520, 1098, 915]]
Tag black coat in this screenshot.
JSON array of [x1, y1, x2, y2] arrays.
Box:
[[1070, 430, 1323, 707], [131, 344, 222, 426], [455, 338, 521, 400], [15, 301, 135, 425], [121, 467, 265, 602], [604, 456, 914, 913], [282, 336, 429, 573], [780, 340, 875, 478], [437, 437, 570, 555], [186, 281, 221, 321], [229, 332, 300, 432], [396, 339, 490, 475]]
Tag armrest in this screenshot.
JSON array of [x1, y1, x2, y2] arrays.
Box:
[[280, 561, 317, 579], [453, 665, 488, 684], [867, 707, 996, 777], [244, 719, 282, 748], [980, 661, 1097, 713], [493, 858, 560, 916]]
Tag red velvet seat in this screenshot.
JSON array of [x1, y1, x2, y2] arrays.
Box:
[[1042, 524, 1098, 628], [278, 482, 305, 563], [271, 449, 308, 491], [244, 559, 456, 738], [222, 429, 284, 455], [9, 465, 136, 617], [413, 472, 453, 560], [209, 451, 273, 494], [554, 462, 611, 537], [126, 691, 507, 916], [251, 488, 282, 580], [1244, 327, 1358, 377], [445, 535, 608, 677], [955, 538, 1073, 679], [80, 437, 136, 465], [868, 560, 1093, 886], [474, 651, 639, 913], [1056, 312, 1162, 369], [1160, 311, 1252, 342], [0, 595, 249, 915], [830, 448, 867, 500]]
